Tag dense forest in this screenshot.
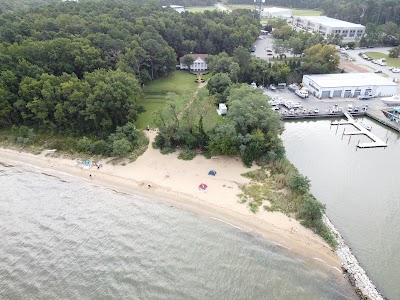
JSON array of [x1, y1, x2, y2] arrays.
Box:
[[229, 0, 400, 26], [0, 1, 259, 134], [0, 0, 215, 14]]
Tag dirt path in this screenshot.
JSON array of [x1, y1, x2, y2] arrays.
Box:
[[178, 79, 209, 119]]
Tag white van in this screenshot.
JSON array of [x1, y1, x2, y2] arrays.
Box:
[[295, 89, 308, 98]]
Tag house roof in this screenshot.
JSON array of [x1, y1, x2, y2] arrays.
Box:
[[304, 73, 397, 88], [294, 16, 365, 29], [179, 54, 208, 64]]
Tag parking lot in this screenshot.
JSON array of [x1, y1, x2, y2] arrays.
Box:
[[251, 35, 400, 112], [262, 86, 384, 113]]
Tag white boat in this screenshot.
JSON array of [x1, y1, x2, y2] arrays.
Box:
[[381, 95, 400, 106]]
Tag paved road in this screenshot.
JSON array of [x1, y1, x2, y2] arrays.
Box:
[[344, 48, 400, 81]]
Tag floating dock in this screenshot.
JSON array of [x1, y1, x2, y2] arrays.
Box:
[[331, 112, 387, 148], [280, 111, 364, 120]]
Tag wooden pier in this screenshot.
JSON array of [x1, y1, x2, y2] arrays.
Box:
[[331, 112, 388, 148]]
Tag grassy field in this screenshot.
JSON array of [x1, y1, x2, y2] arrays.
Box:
[[136, 71, 202, 129], [186, 6, 215, 13], [225, 4, 256, 10], [364, 51, 400, 67], [292, 9, 322, 16]]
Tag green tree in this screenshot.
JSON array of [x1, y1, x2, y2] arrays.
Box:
[[182, 54, 195, 69], [207, 72, 232, 102], [301, 44, 339, 74], [112, 138, 132, 157]]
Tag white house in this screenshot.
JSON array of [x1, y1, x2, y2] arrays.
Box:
[[302, 73, 397, 99], [179, 54, 208, 72], [293, 16, 365, 43], [162, 5, 185, 13], [261, 7, 292, 19]]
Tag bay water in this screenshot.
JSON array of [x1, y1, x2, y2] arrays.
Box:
[[282, 118, 400, 299], [0, 165, 356, 299]]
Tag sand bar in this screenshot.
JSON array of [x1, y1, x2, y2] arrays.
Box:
[[0, 130, 343, 273]]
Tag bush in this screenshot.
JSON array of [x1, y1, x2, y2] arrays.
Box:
[[249, 202, 259, 213], [297, 194, 325, 229], [48, 139, 64, 150], [90, 140, 109, 155], [64, 137, 77, 152], [178, 148, 196, 160], [76, 136, 92, 153], [112, 138, 131, 157], [288, 172, 310, 194], [11, 125, 36, 145], [153, 134, 167, 149]]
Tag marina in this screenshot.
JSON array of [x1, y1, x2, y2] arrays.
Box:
[[330, 112, 388, 148]]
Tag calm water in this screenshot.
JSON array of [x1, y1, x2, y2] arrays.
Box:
[[282, 118, 400, 300], [0, 166, 356, 300]]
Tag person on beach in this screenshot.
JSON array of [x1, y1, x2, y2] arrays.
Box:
[[90, 174, 92, 179]]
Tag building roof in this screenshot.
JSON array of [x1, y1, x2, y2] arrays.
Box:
[[170, 5, 184, 8], [263, 7, 291, 13], [295, 16, 365, 29], [179, 54, 208, 64], [304, 73, 397, 88]]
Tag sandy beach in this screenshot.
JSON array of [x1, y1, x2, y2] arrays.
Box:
[[0, 130, 342, 272]]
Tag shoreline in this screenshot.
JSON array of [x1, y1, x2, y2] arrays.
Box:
[[0, 131, 343, 274]]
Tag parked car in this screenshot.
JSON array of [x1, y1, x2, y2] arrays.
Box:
[[392, 68, 400, 73], [374, 70, 383, 73], [347, 104, 353, 112], [269, 84, 277, 91], [358, 94, 374, 100]]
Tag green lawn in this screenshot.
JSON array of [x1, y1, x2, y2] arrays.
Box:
[[364, 52, 400, 67], [186, 6, 215, 13], [292, 9, 322, 16], [136, 71, 200, 129], [225, 4, 256, 10]]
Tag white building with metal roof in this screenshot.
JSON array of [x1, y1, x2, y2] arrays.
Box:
[[302, 73, 397, 99], [261, 7, 292, 19], [293, 16, 365, 42]]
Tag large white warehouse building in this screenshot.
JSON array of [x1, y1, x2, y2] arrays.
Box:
[[261, 7, 292, 19], [293, 16, 365, 42], [302, 73, 397, 99]]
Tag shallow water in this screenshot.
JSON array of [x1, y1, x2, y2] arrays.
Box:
[[0, 166, 356, 299], [282, 117, 400, 299]]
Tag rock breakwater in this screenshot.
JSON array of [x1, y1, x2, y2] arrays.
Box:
[[323, 215, 385, 300]]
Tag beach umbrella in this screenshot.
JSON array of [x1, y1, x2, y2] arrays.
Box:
[[208, 170, 217, 176], [198, 183, 208, 190]]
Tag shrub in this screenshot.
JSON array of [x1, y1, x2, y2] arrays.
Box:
[[112, 138, 131, 157], [297, 194, 325, 229], [90, 140, 109, 155], [288, 172, 310, 194], [249, 202, 259, 213], [153, 134, 167, 149], [48, 139, 64, 150], [178, 148, 196, 160], [65, 137, 77, 152], [76, 136, 92, 153], [11, 125, 36, 145]]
